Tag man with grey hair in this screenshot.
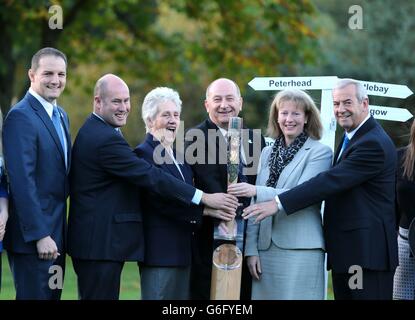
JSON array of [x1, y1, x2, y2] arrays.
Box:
[[242, 78, 398, 300], [68, 75, 238, 299]]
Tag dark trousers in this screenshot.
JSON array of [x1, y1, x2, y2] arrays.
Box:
[[190, 258, 211, 300], [140, 265, 191, 300], [7, 251, 65, 300], [72, 258, 124, 300], [240, 258, 252, 300], [332, 269, 395, 300]]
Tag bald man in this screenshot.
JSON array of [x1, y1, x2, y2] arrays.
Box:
[[186, 78, 265, 300], [68, 74, 238, 299]]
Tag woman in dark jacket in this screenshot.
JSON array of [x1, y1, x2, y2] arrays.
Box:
[[393, 119, 415, 300]]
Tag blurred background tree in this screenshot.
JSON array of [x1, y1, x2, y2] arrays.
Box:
[[0, 0, 414, 147], [302, 0, 415, 147], [0, 0, 317, 145]]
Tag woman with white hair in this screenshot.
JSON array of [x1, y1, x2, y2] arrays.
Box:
[[134, 87, 234, 300]]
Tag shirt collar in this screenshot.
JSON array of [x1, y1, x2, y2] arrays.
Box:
[[218, 127, 227, 138], [93, 112, 121, 131], [29, 88, 56, 119], [345, 114, 370, 140], [93, 112, 106, 124]]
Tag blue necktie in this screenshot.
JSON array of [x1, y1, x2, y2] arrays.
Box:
[[341, 135, 350, 152], [52, 106, 67, 166], [115, 127, 123, 137], [337, 135, 350, 163]]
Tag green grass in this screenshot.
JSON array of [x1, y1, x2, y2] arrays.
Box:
[[0, 253, 141, 300], [1, 253, 334, 300], [327, 272, 334, 300]]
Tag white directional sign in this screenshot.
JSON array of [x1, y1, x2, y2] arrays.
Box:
[[249, 76, 414, 151], [359, 80, 413, 98], [248, 75, 414, 301], [248, 76, 338, 91], [369, 105, 413, 122]]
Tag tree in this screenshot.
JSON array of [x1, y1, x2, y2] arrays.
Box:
[[0, 0, 323, 147], [0, 0, 97, 114], [302, 0, 415, 146], [0, 0, 318, 121]]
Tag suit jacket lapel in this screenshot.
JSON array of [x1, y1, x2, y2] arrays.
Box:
[[174, 149, 194, 183], [27, 93, 66, 163], [164, 159, 184, 181], [333, 137, 344, 166], [351, 116, 377, 140], [179, 162, 193, 184], [205, 119, 227, 181], [334, 117, 377, 165], [276, 138, 312, 188], [145, 133, 184, 181]]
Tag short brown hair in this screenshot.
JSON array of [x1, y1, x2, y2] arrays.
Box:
[[31, 47, 67, 71]]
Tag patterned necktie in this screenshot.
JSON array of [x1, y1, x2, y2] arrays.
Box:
[[52, 106, 67, 167]]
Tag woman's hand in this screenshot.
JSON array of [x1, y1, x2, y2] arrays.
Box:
[[242, 200, 278, 223], [227, 182, 256, 198], [246, 255, 262, 280]]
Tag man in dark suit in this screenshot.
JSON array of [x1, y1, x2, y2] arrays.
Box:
[[242, 78, 398, 300], [68, 74, 238, 300], [3, 47, 70, 299], [187, 78, 265, 300]]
